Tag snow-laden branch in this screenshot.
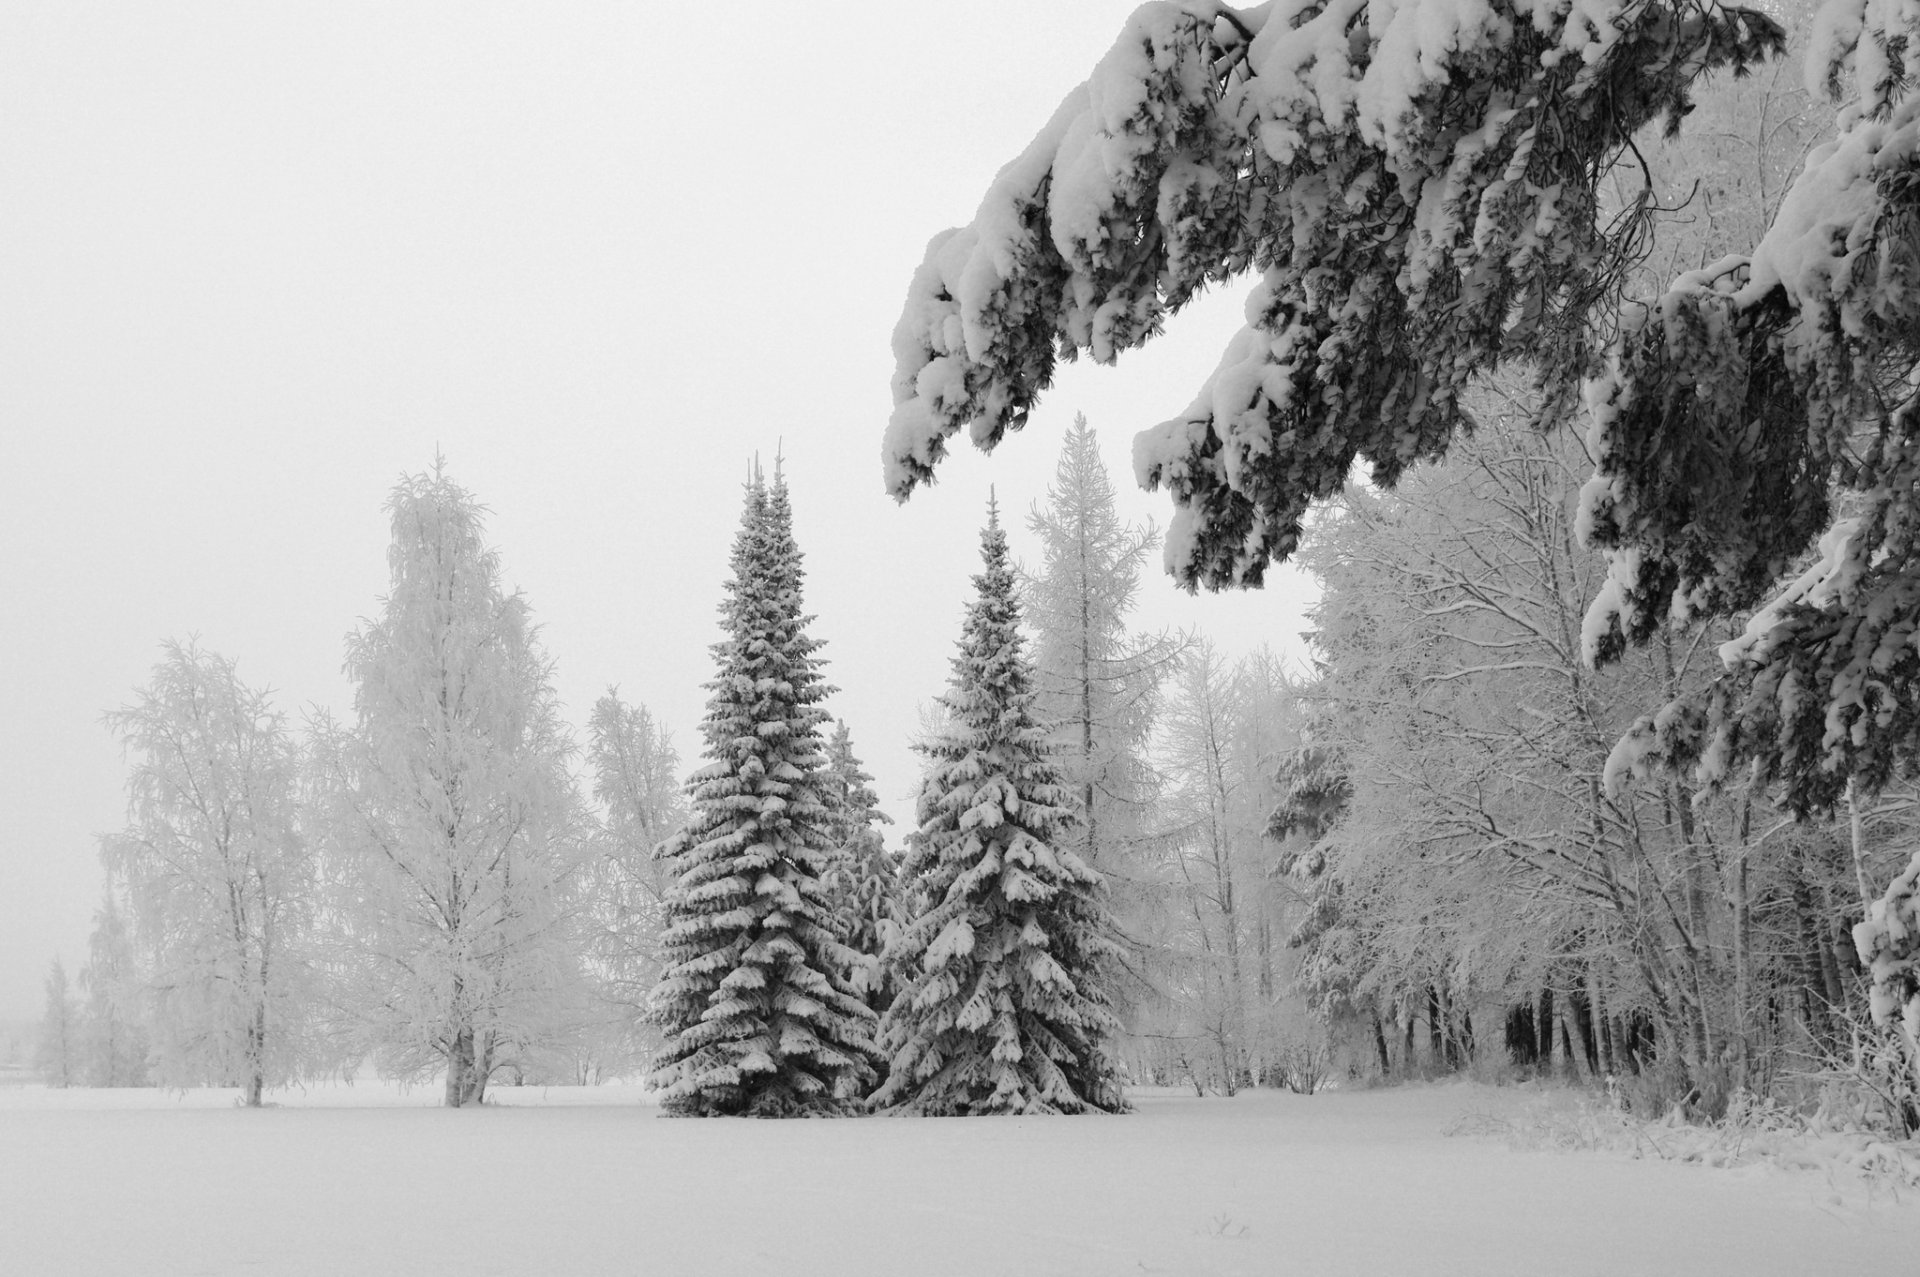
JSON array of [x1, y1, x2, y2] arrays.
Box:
[[887, 0, 1783, 590], [1580, 92, 1920, 666]]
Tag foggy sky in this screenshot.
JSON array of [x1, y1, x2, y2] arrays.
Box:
[[0, 1, 1313, 1021]]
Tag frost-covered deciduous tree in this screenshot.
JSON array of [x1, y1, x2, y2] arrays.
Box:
[[34, 958, 78, 1088], [102, 639, 312, 1105], [884, 0, 1784, 589], [1287, 392, 1893, 1104], [81, 888, 150, 1087], [1142, 643, 1301, 1091], [647, 468, 880, 1116], [1157, 643, 1251, 1089], [321, 463, 587, 1107], [577, 688, 684, 1077], [876, 502, 1126, 1115]]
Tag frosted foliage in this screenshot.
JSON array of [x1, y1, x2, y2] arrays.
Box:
[[576, 691, 683, 1072], [647, 471, 880, 1117], [102, 640, 312, 1103], [875, 506, 1126, 1115], [886, 0, 1783, 589], [585, 693, 683, 971], [324, 466, 585, 1107], [81, 893, 150, 1087]]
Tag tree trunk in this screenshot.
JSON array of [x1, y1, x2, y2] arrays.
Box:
[[1507, 1003, 1537, 1068], [445, 1019, 477, 1107], [1537, 987, 1556, 1074], [1559, 1010, 1584, 1083], [245, 999, 266, 1108], [472, 1029, 495, 1106], [1427, 985, 1444, 1069]]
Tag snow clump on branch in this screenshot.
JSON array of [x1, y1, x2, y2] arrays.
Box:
[[885, 0, 1783, 590]]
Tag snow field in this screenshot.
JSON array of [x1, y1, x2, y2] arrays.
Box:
[[3, 1081, 1916, 1276]]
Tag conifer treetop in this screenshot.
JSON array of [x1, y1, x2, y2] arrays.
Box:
[[649, 464, 879, 1116], [875, 501, 1126, 1115]]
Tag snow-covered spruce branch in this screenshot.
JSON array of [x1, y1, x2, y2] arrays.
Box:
[[887, 0, 1784, 590]]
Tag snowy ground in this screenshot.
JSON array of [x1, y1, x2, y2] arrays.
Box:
[[2, 1081, 1915, 1275]]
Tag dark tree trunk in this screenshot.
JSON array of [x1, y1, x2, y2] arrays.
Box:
[[445, 1021, 478, 1107], [1568, 989, 1599, 1075], [1506, 1003, 1537, 1068], [1427, 986, 1444, 1067], [1537, 988, 1556, 1072]]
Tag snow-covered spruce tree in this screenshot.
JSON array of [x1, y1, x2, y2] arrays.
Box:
[[820, 720, 903, 1015], [102, 639, 312, 1105], [647, 467, 880, 1116], [34, 958, 78, 1088], [875, 501, 1126, 1115], [322, 462, 587, 1107]]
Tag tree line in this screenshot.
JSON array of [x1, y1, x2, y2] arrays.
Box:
[[40, 0, 1920, 1127], [35, 433, 1310, 1113]]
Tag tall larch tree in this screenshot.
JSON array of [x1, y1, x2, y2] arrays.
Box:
[[647, 465, 880, 1116], [102, 639, 312, 1105], [322, 462, 586, 1108], [876, 501, 1126, 1115], [1023, 415, 1183, 1018], [1024, 417, 1177, 864]]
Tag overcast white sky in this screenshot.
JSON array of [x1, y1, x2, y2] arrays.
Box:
[[0, 1, 1315, 1021]]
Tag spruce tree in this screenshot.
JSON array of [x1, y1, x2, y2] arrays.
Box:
[[648, 465, 879, 1116], [820, 721, 903, 1015], [875, 500, 1126, 1115]]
